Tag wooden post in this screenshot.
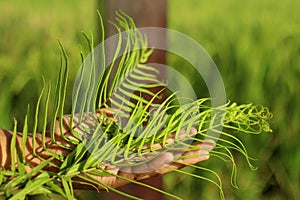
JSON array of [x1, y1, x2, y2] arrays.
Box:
[[98, 0, 167, 199]]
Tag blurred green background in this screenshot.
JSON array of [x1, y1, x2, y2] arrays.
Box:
[[0, 0, 299, 199]]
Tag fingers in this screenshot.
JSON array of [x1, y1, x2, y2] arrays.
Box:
[[177, 140, 215, 164], [115, 128, 215, 176], [165, 127, 197, 146], [130, 152, 174, 174], [116, 127, 198, 174], [155, 140, 215, 175], [117, 152, 175, 182]]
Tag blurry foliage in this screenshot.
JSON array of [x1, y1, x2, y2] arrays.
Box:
[[168, 0, 300, 199], [0, 0, 299, 199], [0, 0, 96, 130]]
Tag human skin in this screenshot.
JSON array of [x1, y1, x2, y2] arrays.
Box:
[[0, 109, 215, 190]]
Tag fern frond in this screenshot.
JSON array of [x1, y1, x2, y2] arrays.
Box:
[[0, 10, 272, 200]]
